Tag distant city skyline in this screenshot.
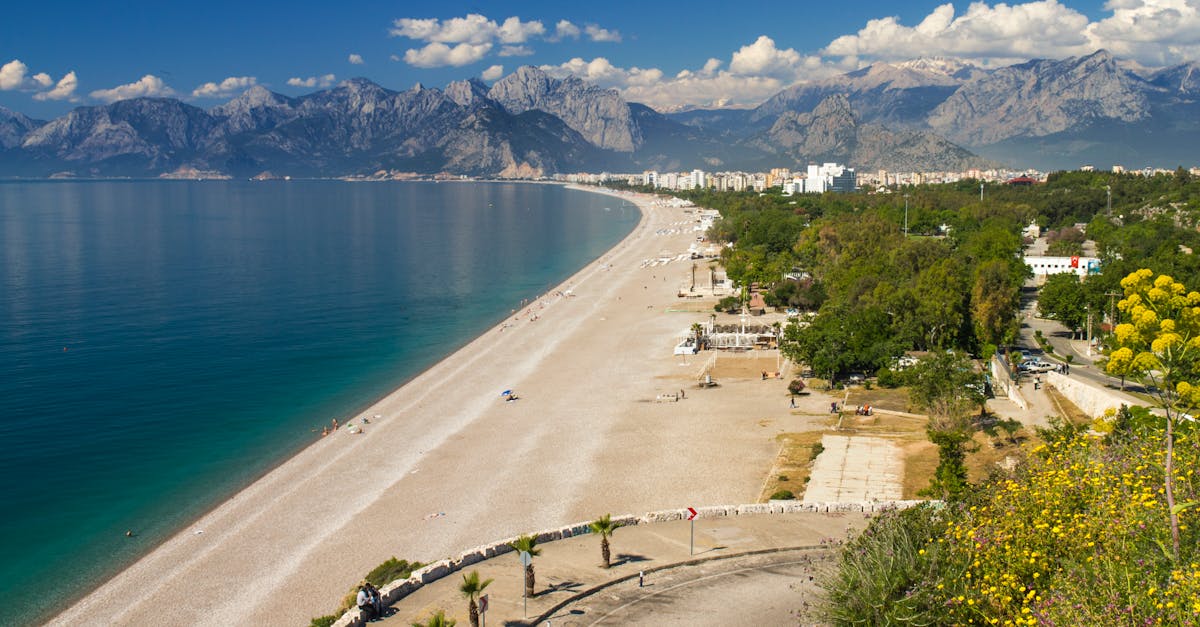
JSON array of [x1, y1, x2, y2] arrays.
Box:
[[2, 0, 1197, 117]]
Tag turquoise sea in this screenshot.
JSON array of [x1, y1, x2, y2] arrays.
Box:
[[0, 180, 638, 625]]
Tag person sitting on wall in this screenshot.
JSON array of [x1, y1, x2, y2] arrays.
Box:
[[357, 585, 376, 621]]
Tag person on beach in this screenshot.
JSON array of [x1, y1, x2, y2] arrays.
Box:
[[332, 418, 339, 431]]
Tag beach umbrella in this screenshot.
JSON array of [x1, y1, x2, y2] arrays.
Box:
[[501, 389, 512, 396]]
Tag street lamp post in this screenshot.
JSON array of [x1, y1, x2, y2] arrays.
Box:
[[980, 182, 984, 202], [903, 193, 910, 237]]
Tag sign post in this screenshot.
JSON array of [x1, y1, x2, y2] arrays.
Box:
[[520, 550, 532, 617], [479, 593, 488, 627], [687, 507, 698, 555]]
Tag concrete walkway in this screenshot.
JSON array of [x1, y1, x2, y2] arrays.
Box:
[[802, 435, 903, 503], [378, 512, 871, 626]]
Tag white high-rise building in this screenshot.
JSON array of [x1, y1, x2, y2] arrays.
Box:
[[643, 170, 658, 186], [691, 169, 706, 189]]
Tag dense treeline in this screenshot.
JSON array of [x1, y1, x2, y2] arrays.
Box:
[[608, 169, 1200, 380]]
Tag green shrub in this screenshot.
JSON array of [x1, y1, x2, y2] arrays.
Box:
[[366, 557, 422, 587], [876, 368, 903, 388], [810, 442, 825, 460], [309, 615, 338, 627], [769, 489, 795, 500], [778, 474, 789, 481], [715, 296, 740, 313]]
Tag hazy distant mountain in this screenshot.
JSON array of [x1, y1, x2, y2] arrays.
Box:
[[714, 49, 1200, 169], [757, 94, 986, 172], [4, 50, 1195, 177], [1, 106, 43, 150]]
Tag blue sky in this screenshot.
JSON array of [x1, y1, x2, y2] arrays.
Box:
[[2, 0, 1197, 117]]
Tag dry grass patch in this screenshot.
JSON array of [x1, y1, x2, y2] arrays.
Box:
[[708, 354, 786, 379], [901, 439, 939, 499], [1044, 385, 1091, 425], [846, 386, 912, 413], [759, 430, 829, 501]]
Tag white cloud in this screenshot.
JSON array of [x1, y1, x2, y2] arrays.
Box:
[[287, 74, 337, 88], [482, 64, 504, 81], [0, 59, 29, 90], [389, 13, 621, 67], [33, 71, 78, 101], [390, 54, 401, 62], [191, 76, 257, 98], [553, 20, 581, 41], [499, 45, 534, 57], [31, 72, 53, 88], [403, 42, 492, 68], [585, 24, 622, 43], [729, 36, 821, 79], [818, 0, 1200, 68], [498, 16, 545, 44], [348, 53, 364, 65], [545, 55, 797, 111], [89, 75, 175, 103], [390, 14, 543, 45]]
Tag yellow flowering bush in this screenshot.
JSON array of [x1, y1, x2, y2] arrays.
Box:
[[823, 418, 1199, 626]]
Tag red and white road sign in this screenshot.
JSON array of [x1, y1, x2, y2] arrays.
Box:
[[479, 593, 489, 613], [686, 507, 698, 521]]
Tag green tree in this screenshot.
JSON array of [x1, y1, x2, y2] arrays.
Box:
[[412, 609, 456, 627], [907, 351, 986, 499], [507, 534, 541, 598], [1105, 268, 1200, 560], [1038, 273, 1088, 337], [589, 514, 620, 568], [458, 571, 492, 627], [971, 259, 1021, 346]]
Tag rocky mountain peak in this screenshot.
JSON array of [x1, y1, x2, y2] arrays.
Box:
[[445, 78, 493, 108], [811, 94, 855, 121], [488, 65, 640, 152]]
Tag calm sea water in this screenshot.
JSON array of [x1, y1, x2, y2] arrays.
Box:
[[0, 180, 638, 625]]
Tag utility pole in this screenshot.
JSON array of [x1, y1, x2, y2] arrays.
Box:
[[903, 193, 910, 237], [980, 182, 984, 202], [1106, 184, 1112, 217]]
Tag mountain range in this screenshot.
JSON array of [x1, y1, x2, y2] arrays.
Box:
[[1, 50, 1197, 178]]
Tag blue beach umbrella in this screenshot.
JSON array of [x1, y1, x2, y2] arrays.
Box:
[[501, 389, 512, 396]]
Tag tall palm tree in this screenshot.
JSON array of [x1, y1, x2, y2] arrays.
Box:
[[459, 570, 492, 627], [412, 609, 456, 627], [508, 534, 541, 598], [691, 322, 704, 350], [589, 514, 620, 568]]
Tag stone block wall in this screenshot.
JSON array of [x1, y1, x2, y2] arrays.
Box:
[[331, 500, 927, 626]]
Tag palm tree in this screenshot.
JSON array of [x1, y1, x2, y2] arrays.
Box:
[[691, 322, 704, 350], [459, 570, 492, 627], [412, 609, 456, 627], [508, 534, 541, 598], [589, 514, 620, 568]]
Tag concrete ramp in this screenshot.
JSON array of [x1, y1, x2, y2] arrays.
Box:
[[803, 435, 904, 503]]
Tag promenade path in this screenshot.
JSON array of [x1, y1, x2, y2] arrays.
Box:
[[374, 511, 874, 626]]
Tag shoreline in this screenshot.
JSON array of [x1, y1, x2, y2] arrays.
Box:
[[52, 183, 818, 626]]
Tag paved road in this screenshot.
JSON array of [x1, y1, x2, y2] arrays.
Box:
[[803, 435, 902, 503], [1016, 285, 1147, 395], [542, 549, 834, 626]]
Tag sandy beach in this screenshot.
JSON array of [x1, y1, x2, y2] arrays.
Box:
[[52, 185, 829, 626]]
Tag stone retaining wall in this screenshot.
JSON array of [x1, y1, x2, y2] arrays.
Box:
[[1046, 371, 1139, 419], [331, 500, 926, 626], [990, 355, 1028, 410]]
